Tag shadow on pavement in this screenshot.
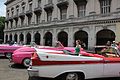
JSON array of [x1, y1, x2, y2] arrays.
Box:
[[88, 77, 120, 80], [28, 77, 54, 80], [0, 56, 7, 59], [9, 63, 27, 69]]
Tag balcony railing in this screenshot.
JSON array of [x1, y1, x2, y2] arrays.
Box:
[[34, 7, 42, 14], [13, 14, 19, 20], [44, 3, 54, 11], [19, 12, 25, 18], [73, 0, 87, 5], [26, 10, 32, 16], [8, 17, 13, 21], [57, 0, 69, 8]]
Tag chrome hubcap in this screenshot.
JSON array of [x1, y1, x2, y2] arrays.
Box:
[[66, 73, 78, 80], [23, 59, 31, 67]]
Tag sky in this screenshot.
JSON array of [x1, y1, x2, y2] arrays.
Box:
[[0, 0, 6, 17]]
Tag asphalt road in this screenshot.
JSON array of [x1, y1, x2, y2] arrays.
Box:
[[0, 57, 119, 80], [0, 57, 28, 80]]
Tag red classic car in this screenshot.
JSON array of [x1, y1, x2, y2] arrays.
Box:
[[28, 46, 120, 80]]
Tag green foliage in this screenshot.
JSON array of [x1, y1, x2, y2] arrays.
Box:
[[0, 16, 5, 43], [0, 16, 5, 28]]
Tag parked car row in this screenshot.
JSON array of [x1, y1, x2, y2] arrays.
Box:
[[1, 43, 120, 80]]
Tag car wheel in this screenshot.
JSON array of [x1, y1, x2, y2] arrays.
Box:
[[5, 53, 12, 59], [61, 72, 83, 80], [23, 58, 31, 67]]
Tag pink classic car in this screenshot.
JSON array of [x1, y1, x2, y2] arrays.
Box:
[[28, 46, 120, 80], [0, 44, 23, 58], [12, 46, 35, 67]]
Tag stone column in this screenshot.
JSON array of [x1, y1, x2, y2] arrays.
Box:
[[25, 15, 28, 26], [8, 21, 11, 29], [31, 13, 35, 25], [40, 30, 44, 46], [17, 33, 20, 43], [13, 19, 16, 28], [4, 33, 6, 43], [88, 26, 96, 50], [31, 30, 34, 42], [68, 27, 74, 47], [5, 22, 7, 29], [23, 31, 26, 44], [12, 33, 14, 41], [18, 18, 20, 28], [8, 33, 10, 40], [52, 28, 57, 46]]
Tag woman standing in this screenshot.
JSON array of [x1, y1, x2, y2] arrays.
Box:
[[75, 40, 81, 56]]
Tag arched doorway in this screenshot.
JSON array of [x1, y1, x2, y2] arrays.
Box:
[[5, 35, 8, 43], [14, 34, 18, 42], [96, 29, 115, 45], [57, 31, 68, 47], [34, 32, 41, 45], [9, 34, 12, 41], [26, 33, 31, 45], [44, 32, 52, 46], [19, 33, 24, 42], [74, 30, 88, 49]]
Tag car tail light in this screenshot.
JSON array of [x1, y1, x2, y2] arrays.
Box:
[[31, 52, 41, 66]]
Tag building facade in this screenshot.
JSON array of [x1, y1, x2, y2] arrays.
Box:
[[4, 0, 120, 49]]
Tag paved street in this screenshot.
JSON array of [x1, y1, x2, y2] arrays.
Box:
[[0, 56, 119, 80], [0, 57, 28, 80]]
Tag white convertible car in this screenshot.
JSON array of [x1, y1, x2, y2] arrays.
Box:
[[28, 46, 120, 80]]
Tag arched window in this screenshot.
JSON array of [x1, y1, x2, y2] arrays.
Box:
[[44, 32, 52, 46], [57, 31, 68, 47]]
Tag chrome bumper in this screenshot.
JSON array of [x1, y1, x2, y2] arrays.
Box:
[[27, 68, 39, 77]]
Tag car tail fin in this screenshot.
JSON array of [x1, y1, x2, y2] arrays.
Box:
[[31, 52, 41, 66]]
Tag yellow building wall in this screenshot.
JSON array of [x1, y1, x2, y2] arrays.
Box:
[[115, 23, 120, 42]]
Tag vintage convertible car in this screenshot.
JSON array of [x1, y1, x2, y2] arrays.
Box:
[[0, 44, 23, 58], [12, 45, 94, 67], [28, 46, 120, 80], [12, 46, 77, 67], [12, 46, 35, 67]]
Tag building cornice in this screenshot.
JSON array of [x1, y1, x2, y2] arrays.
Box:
[[5, 0, 15, 5], [4, 18, 120, 32]]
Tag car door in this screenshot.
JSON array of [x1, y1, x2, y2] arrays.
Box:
[[103, 47, 120, 77]]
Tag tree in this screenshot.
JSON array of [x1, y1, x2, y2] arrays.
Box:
[[0, 16, 5, 43]]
